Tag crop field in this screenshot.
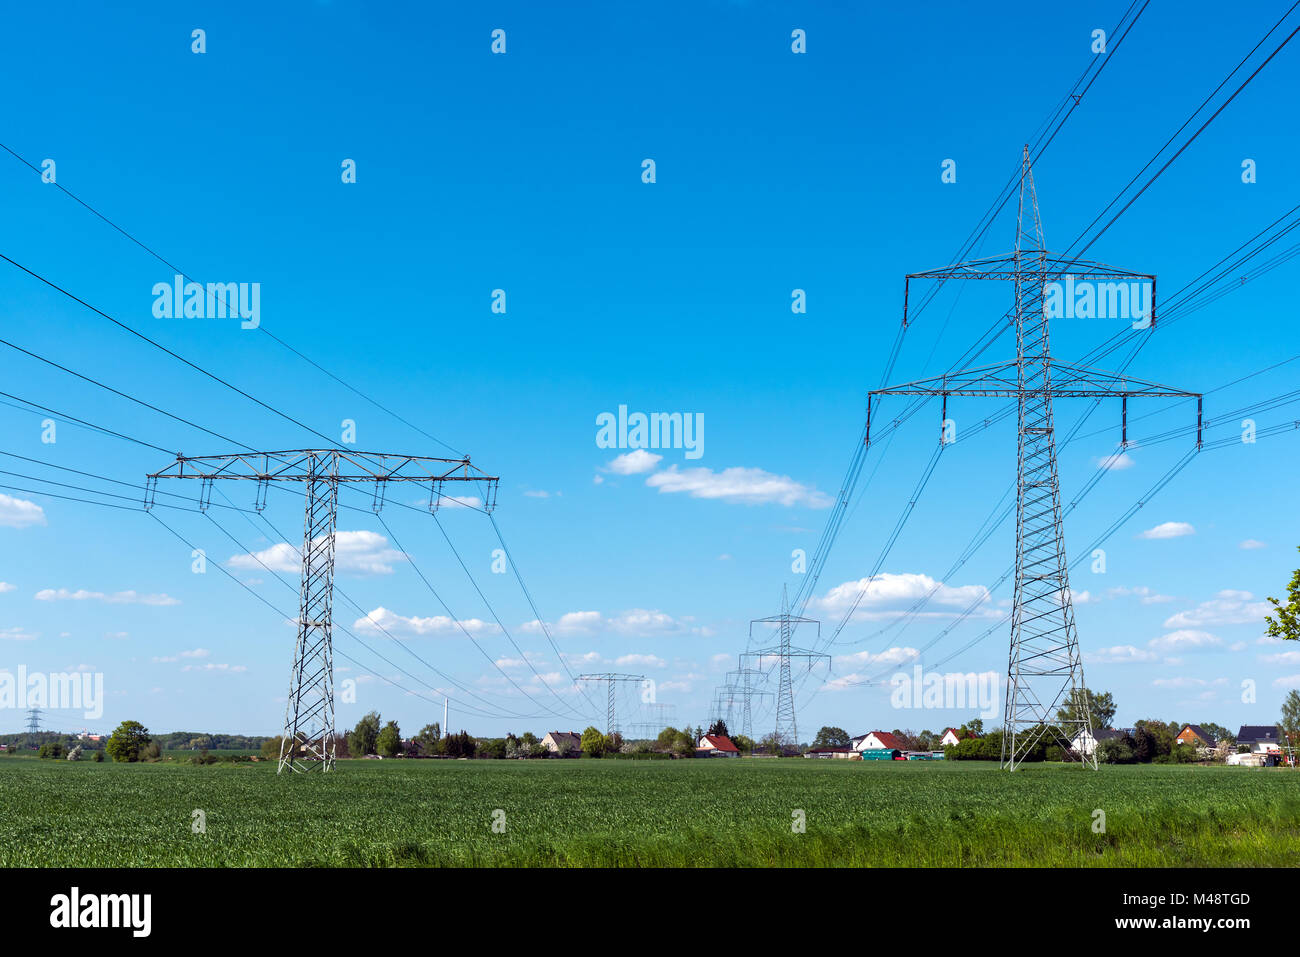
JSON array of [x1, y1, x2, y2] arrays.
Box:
[[2, 757, 1299, 867]]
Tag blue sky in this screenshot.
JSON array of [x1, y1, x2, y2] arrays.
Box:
[[0, 0, 1297, 742]]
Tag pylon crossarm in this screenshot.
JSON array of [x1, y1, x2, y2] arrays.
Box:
[[148, 449, 497, 484], [903, 258, 1155, 326]]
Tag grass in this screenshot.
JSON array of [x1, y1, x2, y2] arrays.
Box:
[[2, 757, 1299, 867]]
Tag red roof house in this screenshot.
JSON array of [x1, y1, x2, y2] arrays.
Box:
[[697, 734, 741, 757]]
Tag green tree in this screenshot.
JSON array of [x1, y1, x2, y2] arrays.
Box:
[[376, 720, 403, 758], [732, 734, 755, 754], [1056, 688, 1116, 729], [105, 720, 152, 763], [1279, 689, 1300, 748], [1199, 722, 1234, 746], [346, 711, 381, 758], [1265, 547, 1300, 641], [656, 726, 680, 751], [415, 723, 441, 756], [812, 726, 850, 749], [706, 720, 731, 739], [580, 726, 606, 757], [959, 718, 985, 736]]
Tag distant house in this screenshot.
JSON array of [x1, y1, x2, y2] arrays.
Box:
[[1070, 727, 1125, 756], [1175, 724, 1217, 749], [1237, 725, 1281, 754], [541, 731, 582, 756], [852, 731, 903, 752], [697, 734, 740, 757], [804, 747, 854, 759], [939, 728, 977, 747]]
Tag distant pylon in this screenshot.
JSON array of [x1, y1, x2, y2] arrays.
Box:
[[25, 708, 42, 747], [575, 673, 645, 737], [743, 586, 827, 749], [868, 147, 1202, 770]]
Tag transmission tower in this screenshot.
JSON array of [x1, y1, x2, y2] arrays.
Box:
[[716, 668, 771, 740], [575, 673, 646, 737], [742, 586, 828, 749], [25, 708, 42, 747], [146, 449, 498, 773], [868, 148, 1201, 770]]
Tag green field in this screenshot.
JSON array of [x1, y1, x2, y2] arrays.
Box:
[[2, 757, 1299, 867]]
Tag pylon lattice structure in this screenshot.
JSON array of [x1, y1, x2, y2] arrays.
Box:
[[575, 673, 646, 738], [25, 708, 43, 746], [146, 449, 498, 773], [742, 586, 827, 750], [713, 668, 771, 740], [868, 148, 1201, 770]]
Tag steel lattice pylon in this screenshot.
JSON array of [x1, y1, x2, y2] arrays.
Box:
[[869, 148, 1202, 770], [145, 449, 498, 773], [575, 673, 645, 738], [743, 586, 827, 750]]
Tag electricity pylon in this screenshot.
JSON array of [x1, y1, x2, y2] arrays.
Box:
[[715, 668, 770, 740], [25, 708, 42, 748], [575, 673, 646, 737], [869, 148, 1201, 770], [146, 449, 498, 773], [742, 586, 828, 750]]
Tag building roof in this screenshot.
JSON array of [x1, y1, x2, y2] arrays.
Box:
[[698, 734, 740, 753], [807, 746, 852, 753], [1237, 725, 1279, 742], [1074, 727, 1124, 742], [942, 727, 978, 740], [545, 731, 582, 746], [1179, 724, 1217, 746], [857, 730, 903, 749]]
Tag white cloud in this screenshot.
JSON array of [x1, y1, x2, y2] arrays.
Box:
[[35, 588, 179, 606], [645, 465, 833, 508], [1138, 521, 1194, 540], [1106, 585, 1175, 604], [153, 648, 211, 663], [354, 606, 498, 637], [523, 608, 696, 638], [0, 627, 37, 641], [810, 573, 991, 622], [1272, 674, 1300, 689], [0, 582, 15, 594], [228, 530, 405, 576], [605, 450, 663, 475], [1095, 450, 1136, 471], [1239, 539, 1267, 550], [181, 662, 247, 673], [615, 653, 666, 669], [1147, 629, 1222, 652], [0, 493, 46, 528], [1261, 650, 1300, 666], [1163, 590, 1271, 629], [1086, 645, 1158, 664], [833, 646, 919, 669], [434, 495, 480, 510]]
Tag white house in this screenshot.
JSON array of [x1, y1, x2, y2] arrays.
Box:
[[1070, 727, 1124, 756], [540, 731, 582, 755], [852, 731, 904, 752], [940, 727, 980, 747], [696, 734, 740, 757], [1236, 725, 1281, 754]]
